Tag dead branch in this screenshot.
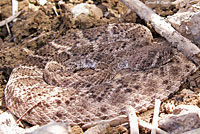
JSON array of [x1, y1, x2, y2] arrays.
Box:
[[16, 101, 41, 124], [139, 120, 169, 134], [83, 115, 168, 134], [52, 6, 59, 16], [127, 106, 139, 134], [27, 32, 51, 43], [84, 123, 110, 134], [82, 101, 166, 133], [82, 115, 128, 129], [12, 0, 18, 22], [120, 0, 200, 65], [0, 10, 23, 27], [151, 99, 161, 134], [5, 23, 11, 35]]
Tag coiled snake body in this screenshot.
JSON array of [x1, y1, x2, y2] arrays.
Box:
[[5, 23, 197, 125]]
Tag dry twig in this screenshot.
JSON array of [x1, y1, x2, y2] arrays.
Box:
[[5, 22, 11, 35], [27, 32, 51, 43], [16, 101, 41, 124], [127, 106, 139, 134], [120, 0, 200, 65], [83, 115, 168, 134], [139, 120, 169, 134], [12, 0, 18, 22], [53, 6, 59, 16], [0, 10, 23, 27], [82, 115, 128, 129], [151, 99, 161, 134]]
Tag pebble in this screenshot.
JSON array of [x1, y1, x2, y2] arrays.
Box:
[[71, 125, 84, 134], [84, 123, 110, 134], [159, 105, 200, 134], [0, 111, 25, 134], [25, 122, 72, 134], [71, 3, 103, 19], [0, 111, 72, 134], [167, 1, 200, 47], [70, 2, 103, 28]]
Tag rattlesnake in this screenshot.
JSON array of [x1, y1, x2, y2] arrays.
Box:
[[4, 23, 197, 126]]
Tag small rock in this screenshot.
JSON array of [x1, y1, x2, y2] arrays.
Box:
[[71, 125, 84, 134], [69, 0, 83, 4], [71, 3, 103, 19], [190, 80, 197, 88], [159, 105, 200, 134], [70, 3, 103, 27], [196, 77, 200, 88], [167, 1, 200, 47], [84, 123, 110, 134], [180, 89, 194, 95], [37, 0, 47, 6], [25, 122, 72, 134], [0, 111, 25, 134], [161, 101, 175, 114], [109, 125, 129, 134]]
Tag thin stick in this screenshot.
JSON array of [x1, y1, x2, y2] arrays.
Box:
[[151, 99, 161, 134], [0, 10, 23, 27], [120, 0, 200, 65], [83, 115, 168, 134], [82, 115, 128, 129], [53, 6, 59, 16], [84, 123, 110, 134], [27, 32, 50, 43], [12, 0, 18, 22], [82, 113, 168, 134], [5, 22, 11, 35], [139, 120, 169, 134], [127, 106, 139, 134], [16, 101, 41, 124]]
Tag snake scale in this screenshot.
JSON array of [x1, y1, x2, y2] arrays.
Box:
[[4, 23, 197, 126]]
